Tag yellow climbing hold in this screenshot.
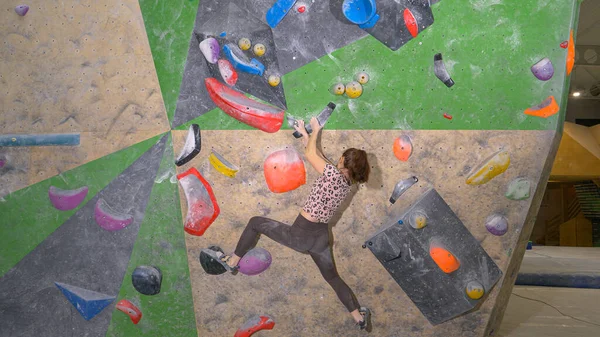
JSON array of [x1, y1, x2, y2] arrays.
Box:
[[355, 72, 370, 85], [466, 150, 510, 185], [209, 150, 239, 178], [329, 83, 345, 95], [409, 211, 427, 229], [238, 38, 251, 51], [345, 81, 363, 99], [268, 75, 280, 87], [465, 281, 484, 300], [253, 43, 266, 57]]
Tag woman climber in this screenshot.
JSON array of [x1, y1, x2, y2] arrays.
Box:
[[221, 117, 373, 332]]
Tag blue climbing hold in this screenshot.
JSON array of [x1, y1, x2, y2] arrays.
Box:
[[219, 31, 227, 37], [266, 0, 297, 28], [223, 44, 265, 76], [342, 0, 377, 25], [55, 282, 115, 321], [526, 241, 533, 250]]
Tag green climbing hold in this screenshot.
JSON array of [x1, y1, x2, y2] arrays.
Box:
[[505, 178, 531, 200]]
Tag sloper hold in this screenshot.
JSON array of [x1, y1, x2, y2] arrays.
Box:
[[234, 315, 276, 337], [531, 57, 554, 81], [266, 0, 298, 28], [505, 177, 531, 200], [429, 243, 460, 274], [389, 176, 418, 204], [434, 53, 455, 87], [116, 299, 142, 324], [205, 78, 284, 133], [485, 214, 508, 236], [48, 186, 88, 211], [218, 59, 238, 86], [238, 247, 272, 276], [466, 150, 510, 185], [55, 282, 115, 321], [393, 135, 413, 162], [264, 149, 306, 193], [175, 124, 201, 166], [209, 150, 239, 178], [132, 266, 162, 296], [177, 167, 220, 236], [199, 37, 220, 64], [524, 96, 559, 118]]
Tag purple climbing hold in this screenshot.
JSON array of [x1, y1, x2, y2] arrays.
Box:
[[48, 186, 89, 211], [238, 247, 272, 276], [94, 198, 134, 231], [531, 58, 554, 81], [15, 5, 29, 16], [0, 159, 5, 168], [485, 214, 508, 236]]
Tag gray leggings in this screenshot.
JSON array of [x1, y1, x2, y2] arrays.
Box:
[[234, 214, 360, 312]]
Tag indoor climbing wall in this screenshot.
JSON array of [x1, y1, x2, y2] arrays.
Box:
[[0, 0, 581, 337]]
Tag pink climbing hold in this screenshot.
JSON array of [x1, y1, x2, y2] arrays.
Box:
[[116, 299, 142, 324], [0, 159, 5, 168], [15, 5, 29, 16], [94, 198, 134, 231], [218, 59, 238, 86], [48, 186, 89, 211]]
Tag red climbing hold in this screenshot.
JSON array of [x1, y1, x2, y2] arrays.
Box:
[[264, 149, 306, 193], [116, 299, 142, 324], [177, 167, 220, 236], [403, 8, 418, 38], [234, 315, 275, 337], [443, 113, 453, 120], [560, 41, 568, 49], [297, 5, 306, 13]]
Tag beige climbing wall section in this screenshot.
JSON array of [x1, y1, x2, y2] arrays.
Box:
[[173, 129, 555, 336], [0, 0, 168, 196]]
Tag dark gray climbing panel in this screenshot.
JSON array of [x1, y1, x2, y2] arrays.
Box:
[[364, 188, 502, 325]]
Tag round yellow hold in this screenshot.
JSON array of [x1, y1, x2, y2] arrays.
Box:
[[238, 38, 251, 51], [465, 281, 485, 300], [253, 43, 266, 57], [329, 83, 345, 95], [355, 72, 370, 84], [409, 211, 427, 229], [268, 75, 280, 87], [345, 81, 363, 98]]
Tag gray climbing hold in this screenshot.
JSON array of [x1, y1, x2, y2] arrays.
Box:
[[505, 178, 531, 200], [132, 266, 162, 295]]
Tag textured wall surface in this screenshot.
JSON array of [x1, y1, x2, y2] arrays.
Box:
[[0, 0, 581, 336]]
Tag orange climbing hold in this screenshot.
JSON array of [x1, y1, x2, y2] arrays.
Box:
[[403, 8, 418, 38], [393, 136, 412, 162], [524, 96, 559, 118], [566, 30, 575, 76], [429, 245, 460, 274], [264, 149, 306, 193]]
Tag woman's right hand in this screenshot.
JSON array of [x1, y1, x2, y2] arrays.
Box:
[[293, 120, 308, 137]]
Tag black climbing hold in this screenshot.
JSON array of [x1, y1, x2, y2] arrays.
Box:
[[199, 245, 227, 275], [132, 265, 162, 296]]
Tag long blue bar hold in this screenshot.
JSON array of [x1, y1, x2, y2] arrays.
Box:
[[0, 133, 80, 147]]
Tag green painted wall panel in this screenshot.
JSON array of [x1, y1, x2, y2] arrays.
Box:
[[0, 134, 164, 276], [106, 134, 196, 337], [138, 0, 200, 125], [178, 0, 577, 131]]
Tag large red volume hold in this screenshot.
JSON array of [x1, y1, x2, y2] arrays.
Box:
[[177, 167, 220, 236], [205, 78, 284, 133]]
